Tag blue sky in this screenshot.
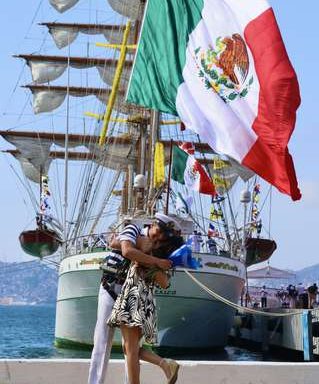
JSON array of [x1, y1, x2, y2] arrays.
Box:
[[0, 0, 318, 270]]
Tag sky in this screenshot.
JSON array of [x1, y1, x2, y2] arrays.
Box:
[[0, 0, 318, 271]]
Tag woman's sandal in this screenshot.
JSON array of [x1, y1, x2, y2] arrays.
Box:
[[160, 358, 180, 384]]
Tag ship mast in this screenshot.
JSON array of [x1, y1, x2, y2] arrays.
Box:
[[6, 5, 233, 239], [147, 110, 159, 216], [62, 40, 71, 254]]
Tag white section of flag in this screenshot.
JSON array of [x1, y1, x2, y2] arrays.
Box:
[[184, 156, 200, 191], [176, 0, 268, 162]]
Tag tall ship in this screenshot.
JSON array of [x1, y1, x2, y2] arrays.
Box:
[[0, 0, 279, 352]]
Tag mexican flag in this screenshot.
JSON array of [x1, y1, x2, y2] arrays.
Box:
[[172, 145, 216, 195], [127, 0, 301, 200]]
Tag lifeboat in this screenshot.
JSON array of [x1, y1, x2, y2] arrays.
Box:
[[245, 238, 277, 267], [19, 228, 61, 258]]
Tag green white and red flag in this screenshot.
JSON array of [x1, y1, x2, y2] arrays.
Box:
[[172, 144, 216, 196], [127, 0, 301, 200]]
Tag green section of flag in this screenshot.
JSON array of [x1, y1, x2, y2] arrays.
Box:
[[171, 145, 188, 184], [126, 0, 204, 115]]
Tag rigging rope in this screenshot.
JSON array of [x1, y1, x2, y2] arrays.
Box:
[[184, 269, 305, 318]]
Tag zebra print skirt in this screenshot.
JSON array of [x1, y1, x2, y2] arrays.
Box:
[[107, 263, 157, 344]]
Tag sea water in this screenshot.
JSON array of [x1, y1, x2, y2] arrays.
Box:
[[0, 304, 266, 360], [0, 305, 92, 359]]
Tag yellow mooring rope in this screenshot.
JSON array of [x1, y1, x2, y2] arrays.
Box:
[[184, 269, 306, 318]]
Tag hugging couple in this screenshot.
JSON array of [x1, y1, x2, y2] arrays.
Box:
[[88, 213, 184, 384]]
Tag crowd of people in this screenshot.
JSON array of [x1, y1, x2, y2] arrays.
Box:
[[242, 283, 319, 310], [276, 283, 318, 309]]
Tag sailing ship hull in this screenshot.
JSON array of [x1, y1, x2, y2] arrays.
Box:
[[55, 251, 246, 351], [155, 268, 244, 351]]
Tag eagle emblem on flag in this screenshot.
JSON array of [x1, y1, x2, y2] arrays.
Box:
[[194, 33, 254, 103], [185, 163, 200, 186]]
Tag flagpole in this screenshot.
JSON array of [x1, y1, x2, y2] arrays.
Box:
[[165, 139, 173, 215], [39, 166, 43, 229], [240, 189, 251, 306]]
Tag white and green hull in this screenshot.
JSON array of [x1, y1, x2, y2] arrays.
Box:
[[55, 251, 245, 351]]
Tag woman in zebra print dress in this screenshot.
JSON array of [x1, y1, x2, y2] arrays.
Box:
[[107, 234, 183, 384]]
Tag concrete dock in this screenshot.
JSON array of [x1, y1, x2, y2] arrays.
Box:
[[1, 359, 319, 384]]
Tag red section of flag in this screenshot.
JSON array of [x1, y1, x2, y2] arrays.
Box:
[[243, 8, 301, 200], [179, 141, 195, 155], [193, 160, 216, 196]]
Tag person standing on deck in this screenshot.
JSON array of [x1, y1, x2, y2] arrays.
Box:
[[307, 283, 318, 309], [206, 237, 217, 254], [260, 286, 268, 308], [276, 285, 286, 307], [190, 230, 203, 253], [297, 282, 307, 308], [287, 284, 297, 308]]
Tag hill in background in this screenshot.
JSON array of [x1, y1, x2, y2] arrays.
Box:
[[1, 260, 319, 305], [0, 260, 57, 304], [295, 264, 319, 285]]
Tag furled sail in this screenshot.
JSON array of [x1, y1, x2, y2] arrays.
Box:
[[5, 148, 137, 177], [13, 153, 50, 183], [24, 85, 125, 114], [17, 55, 133, 87], [49, 0, 80, 13], [48, 25, 78, 48], [27, 61, 66, 84], [107, 0, 145, 21], [2, 135, 52, 183], [48, 0, 145, 20], [0, 131, 142, 180], [97, 64, 132, 88], [40, 23, 135, 49], [1, 131, 221, 183]]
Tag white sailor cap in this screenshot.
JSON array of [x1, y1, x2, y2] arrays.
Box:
[[154, 213, 182, 234]]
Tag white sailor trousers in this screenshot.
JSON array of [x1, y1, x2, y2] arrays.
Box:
[[88, 284, 128, 384]]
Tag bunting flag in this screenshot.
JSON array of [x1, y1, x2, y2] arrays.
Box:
[[210, 206, 224, 221], [250, 183, 261, 232], [210, 208, 223, 221], [208, 223, 220, 238], [213, 159, 233, 192], [154, 142, 165, 188], [208, 157, 255, 195], [40, 175, 52, 222], [127, 0, 301, 200], [171, 144, 216, 195]]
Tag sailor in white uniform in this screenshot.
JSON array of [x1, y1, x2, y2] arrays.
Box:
[[88, 213, 181, 384]]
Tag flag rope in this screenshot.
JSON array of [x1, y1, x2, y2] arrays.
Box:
[[184, 269, 307, 318]]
